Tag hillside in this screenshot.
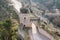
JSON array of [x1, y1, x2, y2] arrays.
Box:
[[20, 0, 60, 12], [0, 0, 17, 21]]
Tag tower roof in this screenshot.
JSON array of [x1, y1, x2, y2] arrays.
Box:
[[20, 8, 29, 14]]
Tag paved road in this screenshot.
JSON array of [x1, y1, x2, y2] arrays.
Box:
[[29, 30, 49, 40], [32, 33, 49, 40], [29, 23, 50, 40]]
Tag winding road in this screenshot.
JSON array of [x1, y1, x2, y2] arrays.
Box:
[[29, 23, 50, 40]]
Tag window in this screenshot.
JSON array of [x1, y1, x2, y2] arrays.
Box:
[[24, 17, 26, 20], [24, 17, 26, 22]]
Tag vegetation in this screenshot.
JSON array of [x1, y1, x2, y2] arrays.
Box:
[[40, 20, 60, 40], [0, 0, 60, 40], [0, 18, 19, 40], [0, 18, 12, 40], [0, 0, 19, 40]]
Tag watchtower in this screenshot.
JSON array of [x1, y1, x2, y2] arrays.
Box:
[[20, 8, 31, 27]]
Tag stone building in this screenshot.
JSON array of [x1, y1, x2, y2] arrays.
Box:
[[20, 7, 40, 28], [20, 8, 31, 27]]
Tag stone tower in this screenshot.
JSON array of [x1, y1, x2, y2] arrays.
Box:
[[20, 8, 31, 27]]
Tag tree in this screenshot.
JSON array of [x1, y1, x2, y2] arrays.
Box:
[[0, 0, 18, 40], [3, 18, 12, 40], [0, 18, 12, 40]]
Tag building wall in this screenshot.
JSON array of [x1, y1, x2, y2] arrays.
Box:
[[20, 14, 31, 27]]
